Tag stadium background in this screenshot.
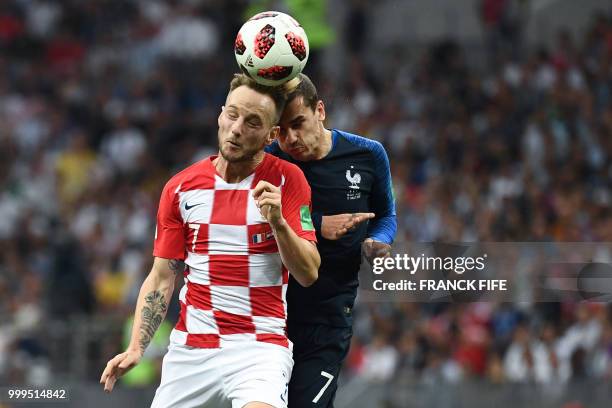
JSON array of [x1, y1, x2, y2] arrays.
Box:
[[0, 0, 611, 407]]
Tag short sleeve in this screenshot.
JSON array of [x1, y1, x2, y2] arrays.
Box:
[[153, 180, 186, 260], [280, 164, 317, 242]]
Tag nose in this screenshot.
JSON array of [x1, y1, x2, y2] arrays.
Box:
[[285, 128, 298, 146], [230, 117, 243, 136]]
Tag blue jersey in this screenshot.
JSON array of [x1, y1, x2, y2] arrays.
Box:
[[266, 129, 397, 327]]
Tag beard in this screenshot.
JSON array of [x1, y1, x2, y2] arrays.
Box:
[[218, 139, 263, 163]]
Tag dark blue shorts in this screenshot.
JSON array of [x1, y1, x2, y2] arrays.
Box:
[[288, 323, 353, 408]]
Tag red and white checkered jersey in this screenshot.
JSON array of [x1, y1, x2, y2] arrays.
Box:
[[153, 153, 316, 349]]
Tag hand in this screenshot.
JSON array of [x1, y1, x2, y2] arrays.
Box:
[[100, 349, 142, 392], [252, 180, 283, 228], [362, 238, 391, 265], [321, 213, 375, 240]]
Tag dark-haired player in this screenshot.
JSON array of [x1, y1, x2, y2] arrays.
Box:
[[267, 73, 396, 407]]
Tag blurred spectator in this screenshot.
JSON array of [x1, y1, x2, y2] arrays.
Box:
[[101, 114, 147, 175], [47, 229, 95, 318], [156, 4, 218, 58], [504, 323, 564, 383], [557, 303, 604, 378], [479, 0, 529, 66], [591, 320, 612, 380], [55, 130, 97, 206], [360, 334, 399, 382], [344, 0, 369, 56]]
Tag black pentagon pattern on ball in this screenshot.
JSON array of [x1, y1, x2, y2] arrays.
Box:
[[249, 11, 279, 21], [254, 24, 275, 59], [234, 33, 246, 55], [257, 66, 293, 81], [285, 32, 306, 61]]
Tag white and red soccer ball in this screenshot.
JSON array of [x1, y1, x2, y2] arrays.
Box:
[[234, 11, 309, 86]]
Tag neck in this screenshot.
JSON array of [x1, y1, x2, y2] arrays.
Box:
[[214, 151, 265, 183], [311, 127, 333, 160]]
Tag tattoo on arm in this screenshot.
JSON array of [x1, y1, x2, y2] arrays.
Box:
[[139, 290, 168, 352], [168, 259, 185, 275]]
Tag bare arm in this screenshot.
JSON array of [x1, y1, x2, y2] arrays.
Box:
[[270, 218, 320, 286], [253, 180, 320, 287], [100, 257, 184, 392], [128, 257, 181, 352]]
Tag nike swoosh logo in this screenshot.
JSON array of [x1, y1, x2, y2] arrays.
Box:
[[184, 202, 204, 211]]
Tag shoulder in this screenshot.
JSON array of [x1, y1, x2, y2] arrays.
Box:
[[265, 140, 282, 156], [261, 154, 309, 194], [335, 129, 386, 155], [163, 157, 214, 193], [264, 153, 305, 179], [265, 141, 293, 163]]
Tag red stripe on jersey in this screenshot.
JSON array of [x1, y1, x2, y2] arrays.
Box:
[[179, 161, 216, 191], [214, 310, 255, 335], [250, 286, 285, 318], [176, 301, 187, 331], [256, 333, 289, 348], [185, 223, 209, 254], [209, 254, 249, 286], [186, 333, 220, 348], [210, 190, 248, 225], [251, 154, 283, 188], [185, 282, 213, 310], [247, 223, 278, 254], [282, 265, 289, 284]]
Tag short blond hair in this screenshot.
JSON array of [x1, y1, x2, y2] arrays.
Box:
[[228, 74, 287, 124]]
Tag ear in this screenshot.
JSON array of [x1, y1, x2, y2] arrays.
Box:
[[266, 126, 280, 146], [218, 106, 224, 126], [316, 100, 326, 122]]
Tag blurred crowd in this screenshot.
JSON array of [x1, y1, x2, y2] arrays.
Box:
[[348, 302, 611, 388], [341, 1, 612, 393], [0, 0, 610, 395]]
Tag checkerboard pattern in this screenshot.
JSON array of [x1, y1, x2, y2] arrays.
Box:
[[154, 154, 315, 349]]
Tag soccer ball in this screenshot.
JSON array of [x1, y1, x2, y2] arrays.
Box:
[[234, 11, 309, 86]]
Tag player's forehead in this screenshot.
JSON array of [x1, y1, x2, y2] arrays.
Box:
[[281, 95, 311, 121], [226, 85, 275, 120]]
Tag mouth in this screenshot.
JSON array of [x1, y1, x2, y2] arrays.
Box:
[[226, 140, 241, 148], [289, 146, 305, 154]]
